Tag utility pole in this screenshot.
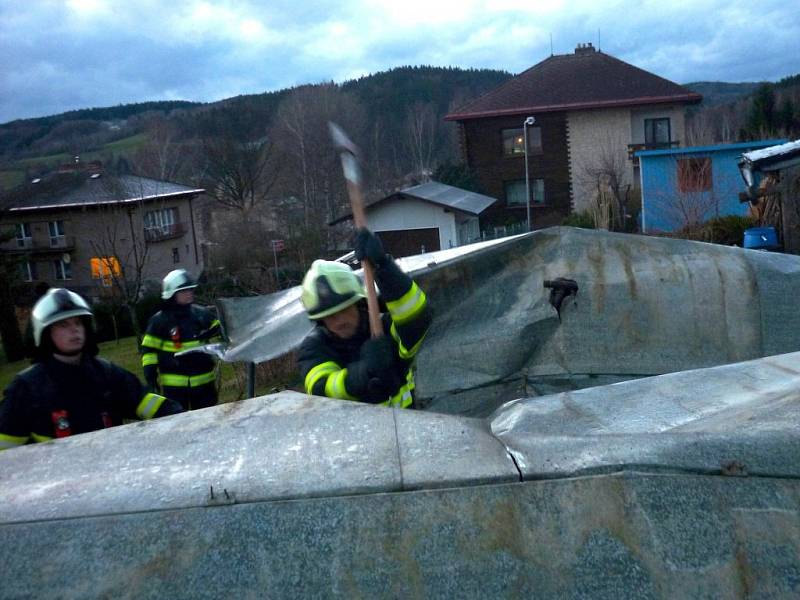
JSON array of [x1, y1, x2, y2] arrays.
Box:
[[523, 116, 536, 232]]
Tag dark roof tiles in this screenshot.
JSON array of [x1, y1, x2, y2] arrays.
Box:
[[5, 174, 203, 212], [446, 48, 701, 120]]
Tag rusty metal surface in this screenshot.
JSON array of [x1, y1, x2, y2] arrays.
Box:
[[2, 473, 798, 599], [0, 392, 517, 524], [491, 351, 800, 478]]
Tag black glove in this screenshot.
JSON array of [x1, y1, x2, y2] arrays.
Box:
[[344, 336, 400, 403], [361, 336, 396, 376], [354, 228, 388, 267]]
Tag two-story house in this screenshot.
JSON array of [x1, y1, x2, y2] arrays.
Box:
[[1, 168, 205, 303], [445, 43, 702, 230]]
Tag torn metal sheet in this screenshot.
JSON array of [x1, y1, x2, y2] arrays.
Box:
[[2, 348, 800, 599], [491, 351, 800, 479], [0, 392, 517, 525], [214, 234, 522, 363], [214, 227, 800, 416]]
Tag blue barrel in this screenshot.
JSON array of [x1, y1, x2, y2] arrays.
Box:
[[743, 227, 778, 249]]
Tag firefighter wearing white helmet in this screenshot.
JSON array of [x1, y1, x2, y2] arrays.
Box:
[[0, 288, 183, 451], [141, 269, 221, 410], [298, 228, 431, 408]]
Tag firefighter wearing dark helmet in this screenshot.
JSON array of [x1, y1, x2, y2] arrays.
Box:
[[141, 269, 220, 410], [0, 288, 183, 451], [298, 228, 431, 408]]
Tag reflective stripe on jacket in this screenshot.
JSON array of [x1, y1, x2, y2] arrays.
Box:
[[0, 357, 180, 451], [298, 260, 431, 408]]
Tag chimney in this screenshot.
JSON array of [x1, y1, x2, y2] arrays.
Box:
[[575, 42, 596, 54]]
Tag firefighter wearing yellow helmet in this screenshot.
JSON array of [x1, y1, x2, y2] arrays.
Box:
[[140, 269, 221, 410], [0, 288, 183, 451], [298, 228, 431, 408]]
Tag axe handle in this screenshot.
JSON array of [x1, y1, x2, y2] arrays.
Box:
[[346, 180, 383, 338]]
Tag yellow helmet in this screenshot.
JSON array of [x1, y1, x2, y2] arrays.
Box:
[[301, 260, 366, 320]]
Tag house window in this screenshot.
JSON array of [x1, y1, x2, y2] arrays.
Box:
[[19, 261, 37, 282], [144, 207, 178, 234], [505, 179, 545, 206], [644, 118, 671, 146], [53, 258, 72, 280], [15, 223, 32, 248], [90, 256, 121, 287], [677, 157, 713, 193], [49, 220, 66, 247], [172, 247, 180, 263], [502, 127, 542, 156]]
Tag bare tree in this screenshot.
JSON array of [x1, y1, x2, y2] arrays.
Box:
[[648, 156, 718, 232], [0, 222, 26, 361], [200, 135, 281, 215], [404, 102, 436, 179], [271, 84, 366, 248], [84, 177, 157, 340], [576, 130, 633, 231], [132, 116, 193, 183]]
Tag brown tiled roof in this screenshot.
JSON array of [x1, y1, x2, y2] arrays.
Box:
[[445, 46, 702, 121]]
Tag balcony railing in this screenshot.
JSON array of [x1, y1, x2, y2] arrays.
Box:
[[144, 222, 187, 243], [627, 141, 681, 165]]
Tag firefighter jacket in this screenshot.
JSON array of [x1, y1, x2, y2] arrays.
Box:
[[0, 356, 183, 451], [140, 303, 220, 409], [298, 259, 431, 409]]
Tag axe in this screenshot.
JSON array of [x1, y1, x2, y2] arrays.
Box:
[[329, 122, 383, 338]]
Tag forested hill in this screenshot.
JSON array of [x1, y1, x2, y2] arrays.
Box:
[[0, 66, 511, 162], [684, 82, 765, 107]]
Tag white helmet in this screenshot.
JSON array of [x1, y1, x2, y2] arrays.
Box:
[[31, 288, 93, 347], [161, 269, 197, 300]]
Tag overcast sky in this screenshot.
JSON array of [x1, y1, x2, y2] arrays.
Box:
[[1, 0, 798, 124]]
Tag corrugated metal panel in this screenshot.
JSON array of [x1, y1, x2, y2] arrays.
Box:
[[400, 181, 497, 215]]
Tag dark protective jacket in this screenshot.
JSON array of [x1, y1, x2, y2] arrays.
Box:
[[298, 259, 431, 408], [141, 303, 220, 410], [0, 356, 183, 451]]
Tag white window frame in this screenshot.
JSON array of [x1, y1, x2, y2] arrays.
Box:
[[144, 207, 178, 235], [49, 220, 66, 247], [53, 258, 72, 280], [20, 261, 36, 282], [15, 223, 32, 248]]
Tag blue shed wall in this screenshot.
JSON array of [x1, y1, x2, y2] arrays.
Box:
[[639, 141, 784, 232]]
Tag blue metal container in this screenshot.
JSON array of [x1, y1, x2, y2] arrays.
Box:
[[743, 227, 778, 249]]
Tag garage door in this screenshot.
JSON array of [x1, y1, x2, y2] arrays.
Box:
[[376, 228, 440, 258]]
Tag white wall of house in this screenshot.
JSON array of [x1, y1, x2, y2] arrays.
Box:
[[566, 105, 688, 214], [367, 198, 458, 249], [567, 108, 634, 213]]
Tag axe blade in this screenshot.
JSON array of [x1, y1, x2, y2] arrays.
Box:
[[328, 121, 361, 185]]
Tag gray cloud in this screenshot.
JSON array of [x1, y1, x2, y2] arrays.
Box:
[[0, 0, 797, 123]]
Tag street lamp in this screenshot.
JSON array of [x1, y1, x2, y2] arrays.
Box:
[[523, 116, 536, 232]]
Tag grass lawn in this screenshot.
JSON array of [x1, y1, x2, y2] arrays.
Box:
[[0, 335, 284, 403], [7, 133, 149, 174]]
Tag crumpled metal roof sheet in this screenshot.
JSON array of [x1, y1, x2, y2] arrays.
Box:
[[491, 351, 800, 478], [0, 392, 516, 524], [1, 349, 799, 598], [215, 227, 800, 417]]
